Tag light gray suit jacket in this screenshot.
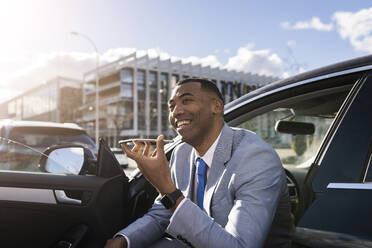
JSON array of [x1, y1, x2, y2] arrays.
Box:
[[118, 124, 293, 248]]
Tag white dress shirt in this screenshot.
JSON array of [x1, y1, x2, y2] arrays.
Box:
[[172, 131, 222, 218]]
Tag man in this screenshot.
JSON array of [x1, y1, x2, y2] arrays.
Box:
[[105, 78, 293, 248]]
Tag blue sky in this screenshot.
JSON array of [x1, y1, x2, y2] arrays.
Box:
[[0, 0, 371, 102]]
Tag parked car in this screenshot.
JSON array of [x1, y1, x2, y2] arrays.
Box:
[[0, 120, 98, 172], [0, 55, 371, 248]]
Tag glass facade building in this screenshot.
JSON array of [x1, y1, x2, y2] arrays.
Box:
[[0, 77, 82, 123], [0, 53, 277, 148], [76, 52, 278, 147]]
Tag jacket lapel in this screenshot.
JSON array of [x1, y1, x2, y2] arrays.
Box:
[[185, 150, 197, 199], [203, 124, 233, 216]]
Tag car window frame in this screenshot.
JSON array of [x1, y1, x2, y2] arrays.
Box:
[[363, 147, 372, 182], [227, 85, 352, 128], [310, 71, 372, 192]]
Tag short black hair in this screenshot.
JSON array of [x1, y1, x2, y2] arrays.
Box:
[[176, 78, 224, 104]]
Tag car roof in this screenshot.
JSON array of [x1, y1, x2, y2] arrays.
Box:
[[0, 120, 84, 130], [225, 54, 372, 112]]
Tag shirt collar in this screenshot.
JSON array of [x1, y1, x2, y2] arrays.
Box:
[[194, 131, 222, 168]]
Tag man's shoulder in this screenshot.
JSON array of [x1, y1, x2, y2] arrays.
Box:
[[172, 142, 193, 158], [169, 142, 194, 172], [174, 141, 192, 151], [229, 126, 280, 164], [231, 126, 257, 138], [230, 126, 271, 149]]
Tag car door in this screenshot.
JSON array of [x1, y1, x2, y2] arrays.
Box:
[[225, 69, 362, 221], [0, 138, 154, 248], [293, 72, 372, 247]]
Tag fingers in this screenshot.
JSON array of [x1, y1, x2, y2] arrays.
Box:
[[120, 142, 142, 160], [120, 143, 132, 157], [151, 149, 157, 157], [156, 135, 165, 156], [143, 141, 151, 156], [133, 141, 143, 153], [120, 136, 166, 160]]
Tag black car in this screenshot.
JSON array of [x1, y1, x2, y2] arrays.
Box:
[[1, 55, 371, 247], [223, 54, 372, 247]]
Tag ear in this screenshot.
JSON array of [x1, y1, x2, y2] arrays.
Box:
[[211, 98, 223, 115]]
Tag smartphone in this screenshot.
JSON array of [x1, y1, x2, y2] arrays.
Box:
[[118, 138, 174, 145]]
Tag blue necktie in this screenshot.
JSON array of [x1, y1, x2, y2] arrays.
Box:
[[196, 158, 207, 210]]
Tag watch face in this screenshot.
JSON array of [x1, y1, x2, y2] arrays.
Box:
[[161, 195, 174, 209]]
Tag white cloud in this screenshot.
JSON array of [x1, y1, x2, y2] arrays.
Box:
[[281, 8, 372, 54], [183, 55, 222, 68], [332, 7, 372, 53], [225, 43, 285, 77], [0, 88, 22, 104], [281, 17, 333, 31], [282, 71, 290, 79], [287, 40, 296, 47], [1, 44, 301, 103], [280, 22, 291, 29], [0, 48, 225, 102], [100, 47, 137, 62], [0, 49, 135, 102]]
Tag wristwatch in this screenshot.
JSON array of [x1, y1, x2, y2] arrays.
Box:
[[160, 189, 183, 209]]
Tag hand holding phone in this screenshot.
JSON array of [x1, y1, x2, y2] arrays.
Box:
[[119, 135, 175, 195], [118, 138, 174, 145]]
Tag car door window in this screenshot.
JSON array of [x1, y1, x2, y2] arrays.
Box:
[[235, 88, 351, 169], [238, 110, 333, 168], [0, 127, 97, 174]]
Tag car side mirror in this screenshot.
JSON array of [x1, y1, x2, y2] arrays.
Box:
[[39, 145, 97, 175], [275, 120, 315, 135]]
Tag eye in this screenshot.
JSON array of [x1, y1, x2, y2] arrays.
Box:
[[183, 98, 193, 104]]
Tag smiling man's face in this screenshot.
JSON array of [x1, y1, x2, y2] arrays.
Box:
[[168, 82, 220, 147]]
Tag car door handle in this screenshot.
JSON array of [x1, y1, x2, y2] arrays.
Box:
[[54, 190, 82, 205]]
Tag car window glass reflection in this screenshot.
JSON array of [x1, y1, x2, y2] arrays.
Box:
[[236, 89, 351, 169], [0, 137, 86, 175], [8, 127, 96, 149], [0, 138, 45, 172]]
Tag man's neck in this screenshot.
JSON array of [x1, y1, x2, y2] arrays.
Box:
[[194, 122, 223, 156]]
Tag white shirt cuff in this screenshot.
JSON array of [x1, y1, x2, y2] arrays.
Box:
[[115, 234, 130, 248], [169, 198, 187, 223]]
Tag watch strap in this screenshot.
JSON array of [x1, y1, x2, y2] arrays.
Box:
[[161, 189, 182, 209]]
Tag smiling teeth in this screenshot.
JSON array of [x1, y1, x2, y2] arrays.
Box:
[[177, 120, 190, 127]]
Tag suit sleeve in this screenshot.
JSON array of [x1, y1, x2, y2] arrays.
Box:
[[165, 142, 286, 248], [115, 150, 180, 248], [116, 197, 172, 248]]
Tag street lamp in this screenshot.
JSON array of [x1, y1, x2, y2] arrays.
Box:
[[71, 31, 100, 145]]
